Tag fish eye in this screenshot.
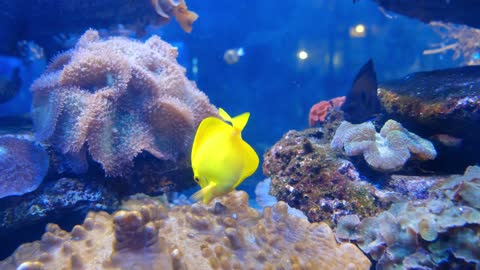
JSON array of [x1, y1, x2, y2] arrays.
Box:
[[194, 176, 199, 183]]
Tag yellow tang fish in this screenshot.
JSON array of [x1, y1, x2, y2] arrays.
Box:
[[191, 108, 259, 203]]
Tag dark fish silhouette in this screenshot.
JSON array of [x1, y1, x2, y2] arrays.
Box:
[[341, 59, 381, 123]]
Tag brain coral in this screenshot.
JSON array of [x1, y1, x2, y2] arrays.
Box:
[[0, 191, 371, 270], [0, 135, 49, 198], [31, 29, 217, 176], [331, 119, 437, 172]]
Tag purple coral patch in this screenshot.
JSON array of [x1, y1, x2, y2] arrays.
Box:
[[30, 29, 217, 176], [0, 136, 49, 198]]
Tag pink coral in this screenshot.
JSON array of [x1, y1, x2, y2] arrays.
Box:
[[309, 96, 345, 127], [31, 30, 217, 176]]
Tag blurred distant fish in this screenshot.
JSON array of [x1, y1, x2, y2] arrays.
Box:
[[223, 48, 245, 65], [341, 59, 381, 123], [431, 134, 463, 148], [0, 68, 22, 104], [151, 0, 199, 33]]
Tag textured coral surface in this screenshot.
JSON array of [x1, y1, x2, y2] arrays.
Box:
[[0, 191, 371, 270], [0, 135, 49, 198], [31, 29, 217, 176], [336, 166, 480, 269], [331, 120, 437, 172], [377, 65, 480, 144], [263, 129, 381, 225]]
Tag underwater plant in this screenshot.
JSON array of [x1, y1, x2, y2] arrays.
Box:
[[31, 29, 217, 176]]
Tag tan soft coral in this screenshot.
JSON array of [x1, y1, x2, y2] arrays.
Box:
[[31, 29, 217, 176], [331, 120, 437, 172], [0, 191, 371, 270]]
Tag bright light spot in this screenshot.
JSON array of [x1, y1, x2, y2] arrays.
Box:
[[298, 50, 308, 60], [355, 24, 365, 33], [349, 24, 366, 38]]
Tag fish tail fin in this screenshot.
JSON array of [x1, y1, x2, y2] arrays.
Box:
[[218, 108, 250, 132], [174, 2, 198, 33], [232, 112, 250, 131]]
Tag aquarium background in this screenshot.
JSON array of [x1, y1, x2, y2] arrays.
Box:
[[0, 0, 478, 268]]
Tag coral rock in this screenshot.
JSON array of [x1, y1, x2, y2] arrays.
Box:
[[0, 191, 371, 270], [31, 29, 217, 176], [263, 129, 382, 225], [337, 166, 480, 269], [378, 65, 480, 172], [331, 119, 437, 172], [0, 135, 49, 198]]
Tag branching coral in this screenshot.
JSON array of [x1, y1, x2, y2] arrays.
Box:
[[424, 22, 480, 65], [0, 191, 371, 270], [0, 135, 49, 198], [331, 120, 437, 172], [336, 166, 480, 269], [31, 29, 217, 176]]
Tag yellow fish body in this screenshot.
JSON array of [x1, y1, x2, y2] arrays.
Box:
[[191, 108, 259, 203]]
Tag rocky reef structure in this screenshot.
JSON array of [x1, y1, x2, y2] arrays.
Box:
[[0, 135, 49, 198], [31, 29, 217, 176], [0, 191, 371, 270], [263, 128, 383, 225], [0, 177, 118, 233], [336, 166, 480, 269], [371, 0, 480, 29], [331, 120, 437, 172], [378, 65, 480, 172]]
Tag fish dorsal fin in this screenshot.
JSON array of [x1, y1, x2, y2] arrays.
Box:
[[218, 108, 232, 122], [233, 142, 259, 188], [191, 116, 231, 162]]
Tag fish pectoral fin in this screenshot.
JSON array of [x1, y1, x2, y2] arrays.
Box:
[[191, 183, 216, 203]]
